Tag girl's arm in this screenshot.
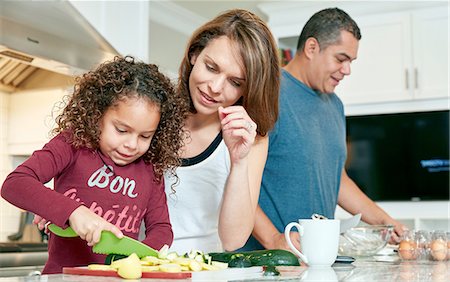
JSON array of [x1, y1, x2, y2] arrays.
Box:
[[218, 106, 267, 251], [1, 135, 122, 245], [1, 135, 82, 227], [141, 179, 174, 250]]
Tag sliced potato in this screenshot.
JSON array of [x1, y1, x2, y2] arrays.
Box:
[[194, 254, 205, 263], [201, 262, 219, 271], [141, 265, 160, 272], [111, 253, 140, 269], [141, 256, 169, 265], [166, 251, 179, 261], [172, 257, 192, 266], [116, 254, 142, 279], [159, 263, 182, 273], [158, 244, 170, 259], [189, 260, 202, 272], [211, 261, 229, 270], [88, 264, 116, 271], [117, 260, 142, 279]]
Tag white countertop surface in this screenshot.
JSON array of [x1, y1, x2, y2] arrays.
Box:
[[1, 258, 448, 281]]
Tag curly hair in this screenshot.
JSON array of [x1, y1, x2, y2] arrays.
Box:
[[52, 56, 189, 182]]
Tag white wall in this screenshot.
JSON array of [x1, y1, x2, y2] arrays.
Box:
[[8, 88, 67, 155], [149, 20, 188, 79], [0, 88, 67, 241], [70, 1, 150, 63], [0, 90, 21, 241]]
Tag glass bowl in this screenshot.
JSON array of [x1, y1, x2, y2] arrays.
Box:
[[339, 225, 394, 257]]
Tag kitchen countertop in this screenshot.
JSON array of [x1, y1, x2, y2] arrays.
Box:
[[1, 258, 448, 281]]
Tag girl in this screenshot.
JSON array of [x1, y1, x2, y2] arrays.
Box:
[[1, 56, 189, 273], [164, 9, 280, 253]]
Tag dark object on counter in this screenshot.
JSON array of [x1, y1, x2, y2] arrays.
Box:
[[228, 254, 252, 268], [263, 266, 280, 276], [209, 249, 300, 267], [335, 255, 355, 264], [104, 253, 128, 265], [0, 242, 48, 253]]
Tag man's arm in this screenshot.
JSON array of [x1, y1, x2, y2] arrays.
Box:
[[337, 169, 406, 242], [251, 205, 300, 251]]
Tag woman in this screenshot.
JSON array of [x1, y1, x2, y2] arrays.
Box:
[[165, 9, 280, 253]]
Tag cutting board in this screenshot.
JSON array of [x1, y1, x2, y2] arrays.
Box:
[[63, 266, 263, 280]]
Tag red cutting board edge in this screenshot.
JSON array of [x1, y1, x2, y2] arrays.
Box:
[[63, 266, 192, 279]]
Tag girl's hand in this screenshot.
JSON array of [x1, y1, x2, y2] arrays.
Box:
[[218, 106, 257, 163], [33, 214, 48, 232], [68, 206, 123, 246]]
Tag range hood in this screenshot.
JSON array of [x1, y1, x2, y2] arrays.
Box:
[[0, 1, 119, 91]]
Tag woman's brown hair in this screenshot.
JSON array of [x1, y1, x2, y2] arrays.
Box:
[[178, 9, 280, 136]]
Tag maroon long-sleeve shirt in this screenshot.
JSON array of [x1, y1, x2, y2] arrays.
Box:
[[1, 134, 173, 273]]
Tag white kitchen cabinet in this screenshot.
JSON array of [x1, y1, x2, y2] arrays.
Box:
[[337, 11, 413, 104], [69, 1, 150, 63], [261, 2, 449, 111], [339, 7, 448, 105], [411, 7, 449, 100]]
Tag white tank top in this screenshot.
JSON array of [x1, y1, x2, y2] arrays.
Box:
[[164, 137, 230, 254]]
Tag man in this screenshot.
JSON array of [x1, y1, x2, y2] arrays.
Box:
[[242, 7, 405, 251]]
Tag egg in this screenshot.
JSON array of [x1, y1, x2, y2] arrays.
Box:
[[430, 240, 447, 261], [398, 240, 417, 260]]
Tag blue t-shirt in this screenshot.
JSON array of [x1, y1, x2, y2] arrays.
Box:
[[242, 69, 347, 250]]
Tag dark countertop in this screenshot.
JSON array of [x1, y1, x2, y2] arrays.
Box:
[[0, 242, 48, 253]]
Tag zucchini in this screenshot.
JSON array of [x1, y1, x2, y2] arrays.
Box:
[[263, 265, 281, 276], [228, 255, 252, 268], [208, 249, 300, 267], [105, 254, 128, 265]]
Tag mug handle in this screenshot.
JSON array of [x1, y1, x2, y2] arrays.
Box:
[[284, 222, 309, 264]]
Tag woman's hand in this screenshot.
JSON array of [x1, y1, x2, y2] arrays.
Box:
[[69, 206, 123, 246], [218, 106, 257, 163]]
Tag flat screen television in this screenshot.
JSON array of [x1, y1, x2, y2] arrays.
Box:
[[345, 110, 449, 201]]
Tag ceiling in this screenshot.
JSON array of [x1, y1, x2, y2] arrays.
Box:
[[0, 56, 38, 91], [172, 0, 271, 20]]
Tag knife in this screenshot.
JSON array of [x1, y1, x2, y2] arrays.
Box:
[[47, 224, 158, 258]]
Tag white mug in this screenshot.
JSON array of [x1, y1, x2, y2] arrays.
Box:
[[285, 219, 340, 266]]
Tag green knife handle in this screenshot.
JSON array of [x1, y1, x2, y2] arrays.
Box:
[[48, 224, 78, 237]]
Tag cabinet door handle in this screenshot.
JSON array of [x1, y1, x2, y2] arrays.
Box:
[[405, 69, 409, 90], [414, 68, 419, 89]]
